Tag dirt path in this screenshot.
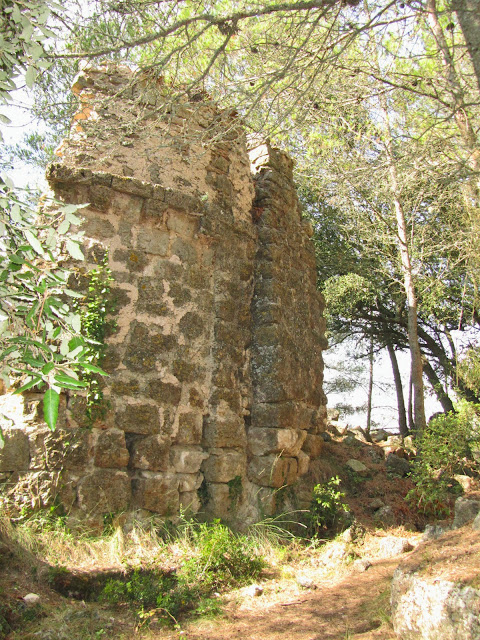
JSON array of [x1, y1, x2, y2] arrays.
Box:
[[151, 557, 399, 640]]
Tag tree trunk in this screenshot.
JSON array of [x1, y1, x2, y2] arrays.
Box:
[[408, 373, 415, 432], [452, 0, 480, 93], [366, 333, 374, 433], [375, 48, 427, 433], [387, 342, 409, 436], [426, 0, 480, 178], [422, 359, 456, 414]]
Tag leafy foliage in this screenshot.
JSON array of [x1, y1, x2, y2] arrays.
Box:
[[407, 403, 480, 516], [457, 346, 480, 399], [181, 520, 265, 589], [0, 181, 104, 428], [74, 255, 115, 425], [308, 476, 349, 535], [0, 0, 58, 134]]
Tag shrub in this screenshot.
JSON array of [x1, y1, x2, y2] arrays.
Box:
[[407, 402, 480, 516], [308, 476, 349, 536], [180, 520, 265, 589]]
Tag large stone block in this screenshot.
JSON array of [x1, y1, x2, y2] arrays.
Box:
[[391, 565, 480, 640], [178, 472, 203, 493], [147, 380, 182, 406], [116, 403, 161, 435], [170, 446, 208, 474], [203, 482, 232, 519], [94, 430, 129, 468], [303, 434, 324, 458], [175, 410, 203, 445], [130, 435, 170, 471], [77, 469, 131, 514], [0, 429, 30, 472], [136, 228, 170, 256], [248, 427, 306, 457], [132, 474, 179, 515], [202, 415, 247, 449], [166, 210, 201, 238], [248, 455, 298, 488], [30, 427, 92, 470], [202, 450, 246, 483]]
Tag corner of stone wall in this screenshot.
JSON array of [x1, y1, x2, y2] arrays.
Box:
[[0, 66, 328, 530]]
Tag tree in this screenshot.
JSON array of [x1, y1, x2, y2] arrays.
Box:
[[0, 1, 106, 437]]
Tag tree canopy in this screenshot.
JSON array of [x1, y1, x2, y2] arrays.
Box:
[[1, 0, 480, 432]]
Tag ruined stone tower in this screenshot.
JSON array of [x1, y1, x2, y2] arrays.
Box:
[[0, 64, 327, 528]]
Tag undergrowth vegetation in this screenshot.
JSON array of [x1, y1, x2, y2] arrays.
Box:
[[407, 402, 480, 516], [0, 510, 272, 631]]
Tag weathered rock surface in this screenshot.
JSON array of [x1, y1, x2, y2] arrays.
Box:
[[373, 505, 396, 527], [377, 536, 413, 558], [386, 453, 411, 477], [453, 497, 480, 529], [346, 459, 369, 476], [391, 565, 480, 640]]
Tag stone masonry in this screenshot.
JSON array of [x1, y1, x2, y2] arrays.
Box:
[[0, 64, 327, 528]]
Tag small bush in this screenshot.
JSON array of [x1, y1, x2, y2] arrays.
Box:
[[180, 520, 265, 589], [100, 568, 189, 621], [407, 403, 480, 516], [308, 476, 349, 536]]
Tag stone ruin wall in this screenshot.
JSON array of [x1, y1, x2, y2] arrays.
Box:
[[0, 64, 327, 529]]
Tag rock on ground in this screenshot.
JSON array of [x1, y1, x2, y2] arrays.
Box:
[[391, 565, 480, 640], [453, 497, 480, 529]]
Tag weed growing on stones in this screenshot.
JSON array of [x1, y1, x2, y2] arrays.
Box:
[[74, 255, 115, 425]]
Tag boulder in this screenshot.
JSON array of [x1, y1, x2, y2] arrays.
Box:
[[377, 536, 413, 558], [327, 408, 340, 421], [371, 429, 390, 442], [346, 459, 369, 476], [453, 497, 480, 529], [386, 453, 411, 477], [422, 524, 450, 541], [391, 565, 480, 639], [472, 512, 480, 532], [353, 558, 372, 572], [373, 505, 396, 527], [0, 428, 29, 471], [369, 497, 385, 510]]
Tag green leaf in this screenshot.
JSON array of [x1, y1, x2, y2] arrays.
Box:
[[69, 313, 82, 333], [25, 65, 37, 89], [61, 204, 82, 214], [14, 376, 43, 394], [30, 43, 44, 62], [64, 289, 84, 299], [41, 362, 55, 375], [0, 427, 4, 450], [54, 373, 87, 388], [24, 229, 45, 256], [68, 336, 84, 351], [21, 22, 34, 41], [80, 363, 108, 376], [43, 388, 60, 431], [65, 212, 84, 225], [10, 204, 22, 223], [65, 240, 85, 261], [57, 219, 70, 235]]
